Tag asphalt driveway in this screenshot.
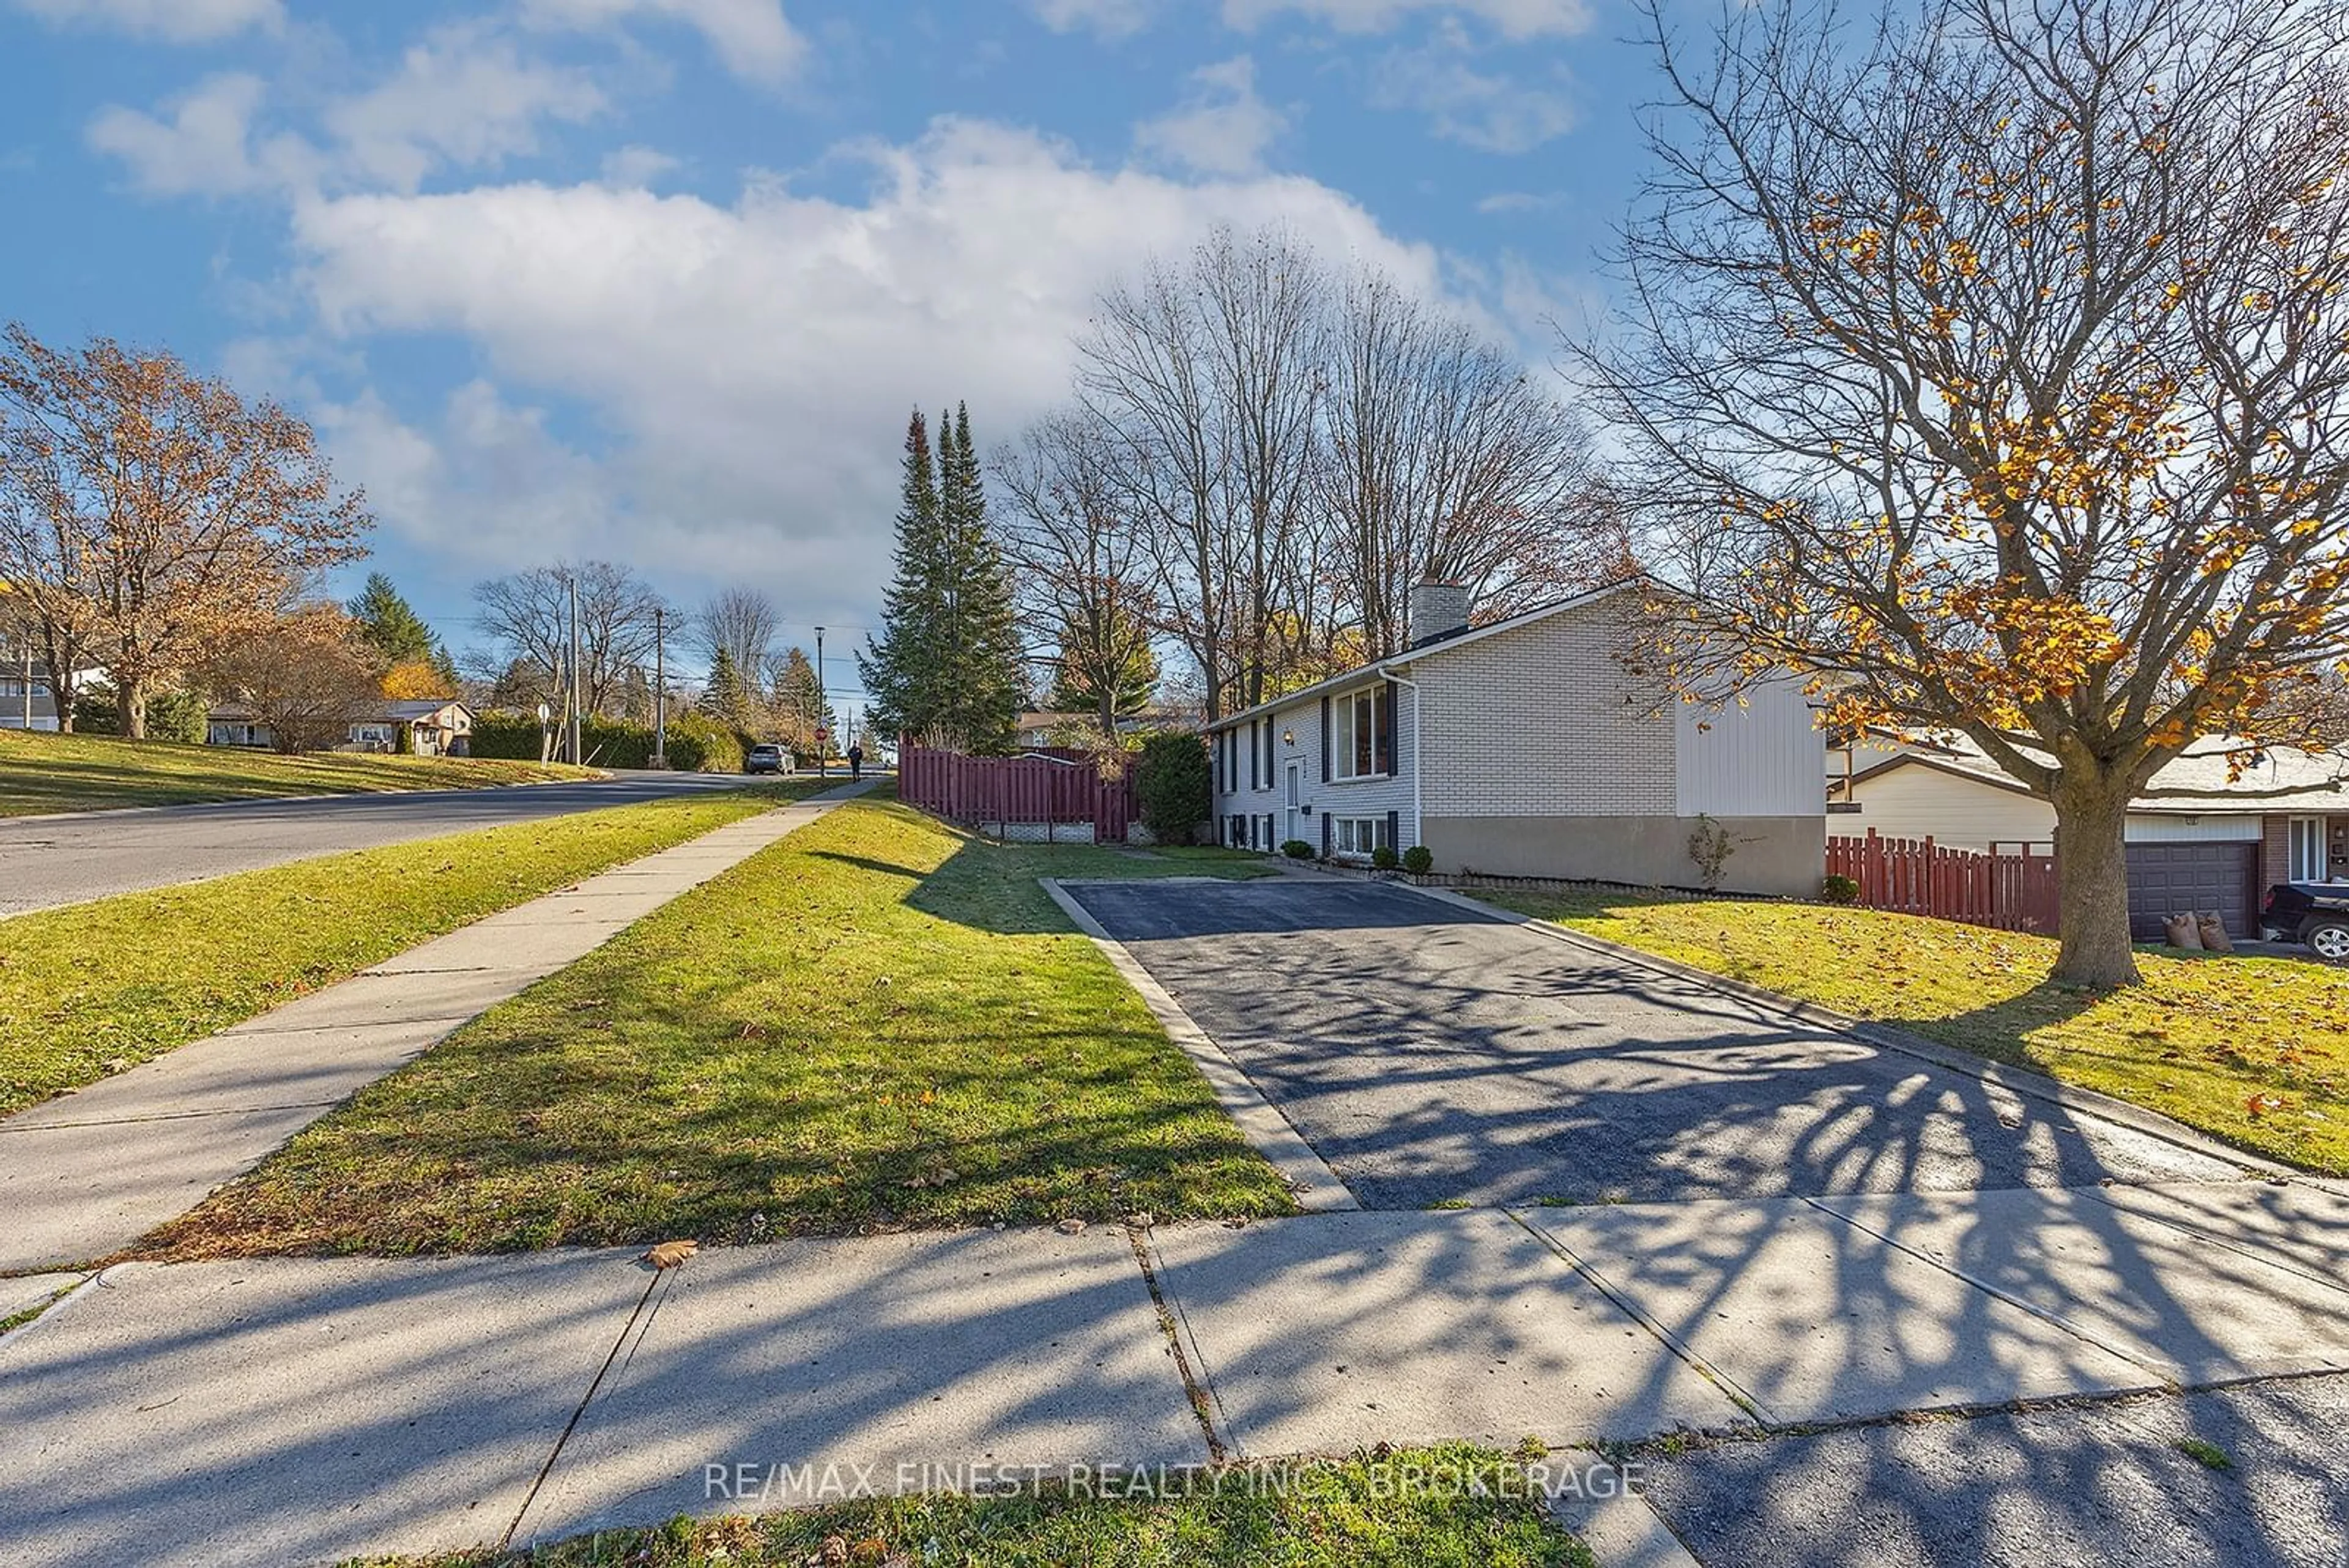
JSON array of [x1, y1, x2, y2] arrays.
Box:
[[1064, 879, 2241, 1207], [0, 771, 782, 916]]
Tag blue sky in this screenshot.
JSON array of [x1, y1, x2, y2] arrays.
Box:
[[0, 0, 1666, 689]]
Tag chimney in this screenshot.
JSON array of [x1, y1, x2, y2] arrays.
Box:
[[1408, 577, 1471, 648]]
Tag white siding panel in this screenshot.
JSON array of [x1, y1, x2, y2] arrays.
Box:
[[2124, 814, 2262, 843], [1674, 677, 1827, 818], [1842, 767, 2057, 850]]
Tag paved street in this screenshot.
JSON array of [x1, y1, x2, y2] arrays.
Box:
[[1062, 879, 2244, 1207], [0, 770, 800, 916]]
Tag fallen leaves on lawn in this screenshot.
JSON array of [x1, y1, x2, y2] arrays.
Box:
[[641, 1238, 699, 1269]]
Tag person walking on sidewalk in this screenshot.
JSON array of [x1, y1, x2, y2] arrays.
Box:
[[847, 742, 864, 781]]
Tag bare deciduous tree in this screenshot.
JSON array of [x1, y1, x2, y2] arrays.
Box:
[[996, 412, 1162, 733], [1076, 226, 1326, 720], [696, 587, 778, 697], [1321, 269, 1627, 655], [0, 324, 372, 737], [203, 608, 384, 754], [472, 560, 668, 716], [1582, 0, 2349, 986]]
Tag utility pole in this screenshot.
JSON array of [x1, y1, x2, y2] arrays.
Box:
[[814, 625, 826, 780], [652, 604, 667, 770], [567, 571, 584, 766]]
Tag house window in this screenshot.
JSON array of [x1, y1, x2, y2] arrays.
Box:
[[1332, 687, 1385, 780], [2290, 816, 2328, 882], [1331, 816, 1392, 858]]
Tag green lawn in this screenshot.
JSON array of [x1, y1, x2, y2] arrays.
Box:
[[0, 729, 594, 816], [0, 786, 818, 1117], [1482, 888, 2348, 1176], [139, 798, 1294, 1258], [363, 1448, 1590, 1568]]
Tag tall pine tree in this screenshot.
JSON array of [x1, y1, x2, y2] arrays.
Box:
[[697, 648, 752, 728], [348, 571, 458, 697], [860, 404, 1025, 752], [772, 645, 833, 756], [348, 573, 436, 663]]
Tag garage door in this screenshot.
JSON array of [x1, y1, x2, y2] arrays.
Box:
[[2126, 842, 2258, 940]]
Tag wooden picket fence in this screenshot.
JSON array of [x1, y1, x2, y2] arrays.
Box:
[[1827, 829, 2060, 934], [897, 739, 1138, 844]]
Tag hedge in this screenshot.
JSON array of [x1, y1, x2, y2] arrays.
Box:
[[470, 710, 751, 772]]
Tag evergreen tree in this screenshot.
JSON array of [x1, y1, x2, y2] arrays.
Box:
[[697, 648, 752, 727], [861, 403, 1025, 752], [347, 573, 442, 666], [773, 645, 834, 756], [1046, 600, 1158, 729], [859, 409, 946, 741]]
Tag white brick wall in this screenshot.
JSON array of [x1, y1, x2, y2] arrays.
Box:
[[1414, 596, 1677, 817]]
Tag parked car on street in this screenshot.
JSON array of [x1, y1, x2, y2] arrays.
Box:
[[744, 743, 786, 775], [2260, 882, 2349, 959]]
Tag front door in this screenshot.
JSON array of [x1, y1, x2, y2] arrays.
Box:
[[1285, 762, 1302, 845]]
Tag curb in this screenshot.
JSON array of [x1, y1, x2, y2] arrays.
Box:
[[1389, 880, 2298, 1181]]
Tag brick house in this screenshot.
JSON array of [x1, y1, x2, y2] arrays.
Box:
[[1828, 734, 2349, 938], [1205, 579, 1827, 897]]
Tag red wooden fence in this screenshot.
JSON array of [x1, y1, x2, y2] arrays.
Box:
[[1827, 830, 2060, 934], [897, 740, 1138, 844]]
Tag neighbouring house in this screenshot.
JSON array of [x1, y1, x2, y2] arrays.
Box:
[[1014, 705, 1205, 749], [206, 698, 475, 756], [1828, 732, 2349, 938], [0, 653, 107, 732], [1014, 712, 1092, 748], [1205, 578, 1827, 897]]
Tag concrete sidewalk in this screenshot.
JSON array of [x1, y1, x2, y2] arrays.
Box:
[[0, 781, 878, 1274], [5, 1178, 2348, 1567]]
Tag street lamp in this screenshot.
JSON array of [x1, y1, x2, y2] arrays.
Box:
[[813, 626, 826, 780]]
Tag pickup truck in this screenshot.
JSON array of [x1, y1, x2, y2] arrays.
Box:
[[2260, 882, 2349, 959]]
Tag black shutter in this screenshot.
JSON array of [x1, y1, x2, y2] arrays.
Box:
[[1321, 811, 1333, 856], [1378, 682, 1398, 776], [1320, 696, 1332, 782], [1386, 809, 1400, 852]]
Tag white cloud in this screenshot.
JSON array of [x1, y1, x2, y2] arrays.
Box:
[[1222, 0, 1589, 38], [87, 73, 319, 196], [519, 0, 807, 85], [10, 0, 281, 43], [284, 119, 1441, 609], [1135, 56, 1288, 177], [601, 144, 683, 187], [89, 24, 608, 198], [325, 24, 606, 193], [1475, 190, 1561, 214], [1026, 0, 1158, 37], [1369, 25, 1577, 152]]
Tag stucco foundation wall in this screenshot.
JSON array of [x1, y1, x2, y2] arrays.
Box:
[[1422, 813, 1826, 898]]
